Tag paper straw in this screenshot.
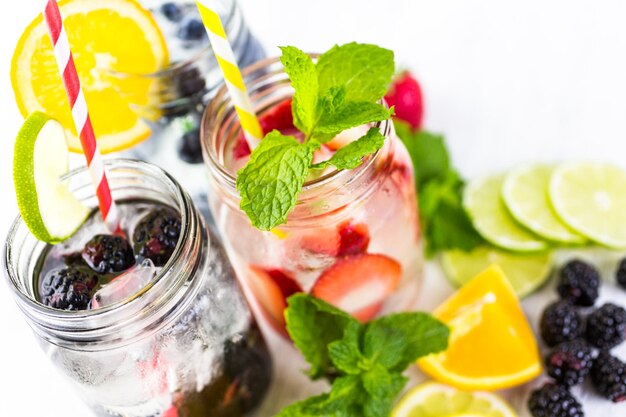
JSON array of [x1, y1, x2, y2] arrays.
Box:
[[196, 0, 262, 149], [42, 0, 120, 233]]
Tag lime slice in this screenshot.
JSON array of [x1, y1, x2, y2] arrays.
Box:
[[550, 162, 626, 248], [464, 175, 549, 252], [502, 164, 586, 244], [13, 112, 90, 243], [441, 246, 553, 298], [391, 382, 517, 417]]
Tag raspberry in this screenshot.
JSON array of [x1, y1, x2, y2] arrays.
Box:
[[591, 351, 626, 402], [40, 266, 98, 311], [540, 301, 585, 347], [557, 260, 600, 306], [133, 207, 181, 266], [585, 303, 626, 349], [545, 340, 593, 387], [616, 257, 626, 290], [82, 234, 135, 274], [528, 383, 584, 417]]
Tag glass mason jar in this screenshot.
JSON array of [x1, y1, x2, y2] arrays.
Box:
[[3, 160, 271, 417], [201, 57, 423, 335], [121, 0, 266, 220]]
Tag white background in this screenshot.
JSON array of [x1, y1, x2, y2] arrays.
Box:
[[2, 1, 626, 416]]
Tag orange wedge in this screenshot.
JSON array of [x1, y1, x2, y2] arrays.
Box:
[[418, 265, 541, 390], [11, 0, 169, 153]]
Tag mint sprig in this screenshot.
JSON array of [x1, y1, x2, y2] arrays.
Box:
[[394, 121, 484, 256], [277, 294, 449, 417], [236, 43, 395, 231]]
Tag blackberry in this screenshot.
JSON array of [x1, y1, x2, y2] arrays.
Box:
[[133, 207, 181, 266], [178, 129, 203, 164], [160, 2, 183, 22], [40, 266, 98, 311], [540, 301, 585, 347], [616, 257, 626, 290], [82, 234, 135, 274], [585, 303, 626, 349], [178, 18, 205, 41], [590, 351, 626, 402], [528, 383, 584, 417], [557, 260, 600, 306], [545, 339, 593, 386]]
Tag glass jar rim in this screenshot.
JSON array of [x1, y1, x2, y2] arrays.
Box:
[[2, 159, 200, 343], [201, 55, 391, 193]]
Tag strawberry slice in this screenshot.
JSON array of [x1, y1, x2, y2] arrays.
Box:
[[385, 71, 424, 130], [311, 254, 402, 322], [337, 221, 370, 256], [247, 266, 302, 327], [233, 98, 295, 159]]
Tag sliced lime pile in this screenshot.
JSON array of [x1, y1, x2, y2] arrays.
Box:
[[550, 162, 626, 249], [391, 382, 517, 417], [502, 164, 585, 244], [14, 112, 90, 243], [441, 246, 553, 298], [464, 175, 548, 252]]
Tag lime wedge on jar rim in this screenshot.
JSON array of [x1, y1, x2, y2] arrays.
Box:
[[463, 174, 549, 252], [13, 112, 90, 243]]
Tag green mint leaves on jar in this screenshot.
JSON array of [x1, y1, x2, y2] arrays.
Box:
[[236, 43, 395, 231]]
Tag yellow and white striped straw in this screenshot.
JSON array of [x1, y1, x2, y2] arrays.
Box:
[[196, 0, 263, 149]]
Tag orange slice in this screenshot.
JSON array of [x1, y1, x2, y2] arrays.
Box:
[[418, 265, 541, 390], [11, 0, 169, 153]]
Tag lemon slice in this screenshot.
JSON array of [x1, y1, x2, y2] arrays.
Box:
[[14, 112, 90, 243], [441, 246, 553, 298], [550, 162, 626, 248], [502, 164, 586, 244], [418, 266, 542, 390], [464, 175, 549, 252], [391, 382, 517, 417], [11, 0, 169, 154]]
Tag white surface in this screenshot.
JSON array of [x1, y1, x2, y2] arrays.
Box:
[[2, 0, 626, 416]]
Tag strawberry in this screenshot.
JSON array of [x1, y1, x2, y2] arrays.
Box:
[[337, 221, 370, 256], [162, 407, 179, 417], [384, 71, 424, 130], [232, 98, 295, 159], [311, 254, 402, 322], [247, 266, 302, 328]]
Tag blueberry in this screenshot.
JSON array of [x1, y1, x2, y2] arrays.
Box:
[[174, 66, 206, 98], [160, 2, 183, 22], [178, 129, 203, 164], [178, 18, 206, 41]]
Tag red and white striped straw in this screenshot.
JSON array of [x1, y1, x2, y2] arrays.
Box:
[[42, 0, 120, 233]]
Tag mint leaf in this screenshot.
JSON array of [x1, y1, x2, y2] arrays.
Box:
[[394, 121, 484, 256], [328, 339, 364, 375], [285, 294, 361, 379], [368, 312, 449, 371], [303, 375, 362, 415], [362, 365, 407, 417], [312, 128, 385, 170], [362, 321, 407, 369], [395, 121, 449, 187], [236, 131, 315, 230], [315, 102, 392, 136], [317, 43, 395, 102], [280, 46, 318, 135]]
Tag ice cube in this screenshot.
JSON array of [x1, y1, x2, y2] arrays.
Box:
[[91, 259, 156, 309]]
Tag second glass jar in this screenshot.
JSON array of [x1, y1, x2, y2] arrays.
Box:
[[201, 57, 423, 334]]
